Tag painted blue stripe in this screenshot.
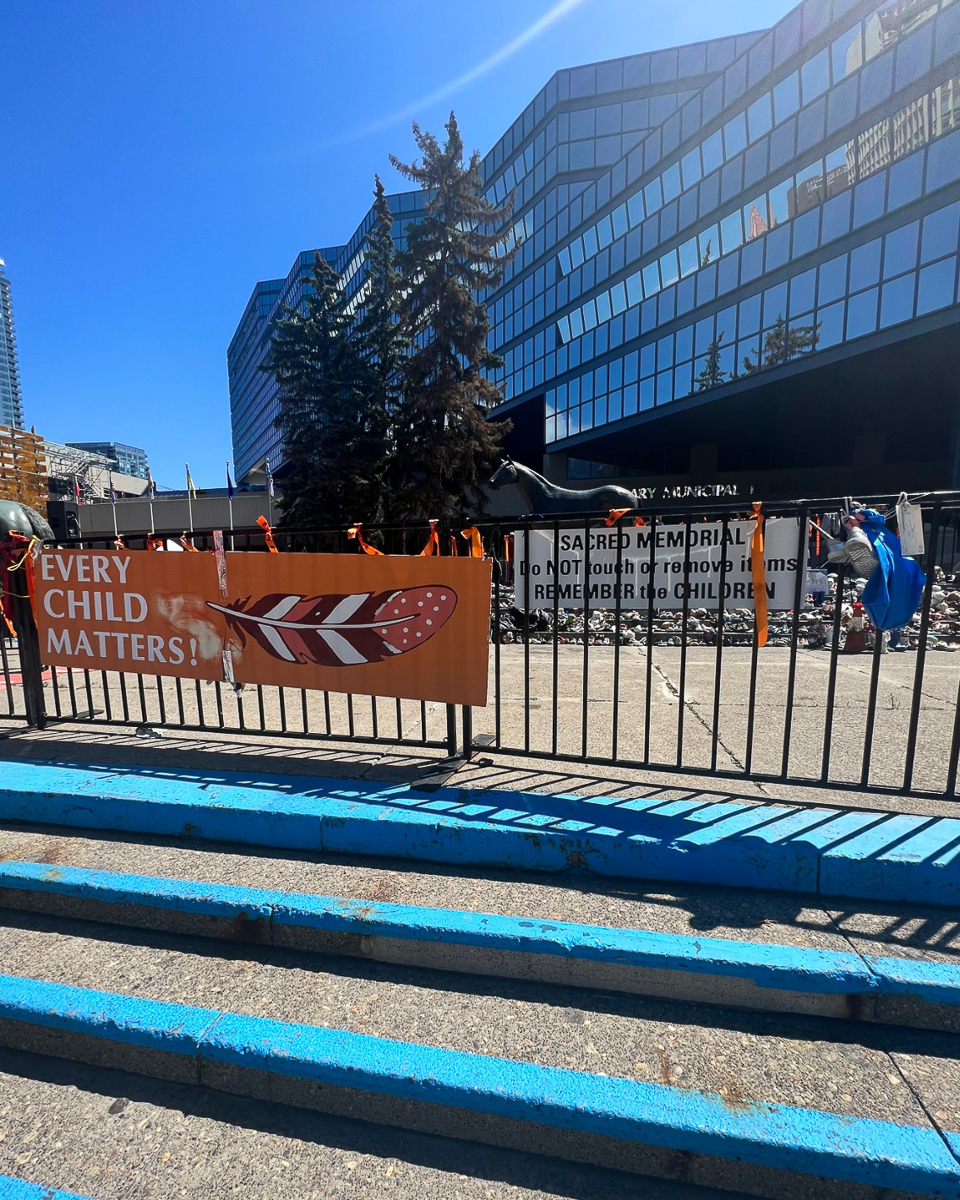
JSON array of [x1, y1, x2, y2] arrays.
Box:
[[0, 860, 901, 1000], [0, 1175, 95, 1200], [866, 956, 960, 1007], [0, 974, 954, 1194], [1, 760, 959, 905], [0, 973, 220, 1056]]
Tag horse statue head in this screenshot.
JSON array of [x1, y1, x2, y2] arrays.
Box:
[[488, 458, 518, 491]]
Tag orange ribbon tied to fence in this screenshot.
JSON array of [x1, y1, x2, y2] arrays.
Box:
[[461, 526, 484, 558], [146, 535, 164, 552], [179, 533, 200, 553], [751, 501, 768, 648], [257, 515, 280, 554], [419, 520, 440, 557], [605, 508, 632, 526], [346, 523, 383, 555], [0, 531, 39, 623]]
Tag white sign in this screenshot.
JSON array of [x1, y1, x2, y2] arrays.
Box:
[[896, 501, 925, 558], [513, 518, 805, 611]]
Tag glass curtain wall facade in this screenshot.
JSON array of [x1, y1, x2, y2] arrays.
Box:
[[0, 261, 24, 429], [230, 0, 960, 494], [66, 441, 149, 479]]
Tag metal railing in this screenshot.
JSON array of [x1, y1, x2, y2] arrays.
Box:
[[7, 491, 960, 799]]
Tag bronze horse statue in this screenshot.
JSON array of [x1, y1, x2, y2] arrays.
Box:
[[488, 458, 637, 515]]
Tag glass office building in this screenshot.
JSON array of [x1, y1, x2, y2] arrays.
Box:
[[230, 0, 960, 496], [66, 441, 150, 479], [0, 261, 24, 429]]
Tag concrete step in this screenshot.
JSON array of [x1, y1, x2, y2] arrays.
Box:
[[1, 973, 959, 1200], [1, 760, 960, 904], [0, 1045, 768, 1200], [2, 860, 959, 1029], [4, 819, 959, 966], [0, 904, 954, 1138]]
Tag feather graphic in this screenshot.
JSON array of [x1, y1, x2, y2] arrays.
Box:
[[207, 587, 458, 667]]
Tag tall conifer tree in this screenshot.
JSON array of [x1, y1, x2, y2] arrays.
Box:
[[355, 176, 406, 518], [264, 253, 386, 529], [389, 113, 515, 521]]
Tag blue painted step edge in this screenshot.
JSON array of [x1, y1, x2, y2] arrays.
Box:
[[0, 860, 877, 998], [2, 759, 960, 904], [0, 973, 957, 1196], [0, 1175, 96, 1200]]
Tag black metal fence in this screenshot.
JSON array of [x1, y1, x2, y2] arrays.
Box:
[[5, 491, 960, 801]]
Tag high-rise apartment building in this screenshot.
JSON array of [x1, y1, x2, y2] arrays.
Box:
[[0, 261, 24, 429], [230, 0, 960, 497]]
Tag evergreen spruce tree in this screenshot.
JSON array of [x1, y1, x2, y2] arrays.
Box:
[[695, 332, 727, 391], [355, 176, 406, 520], [263, 253, 385, 530], [388, 113, 515, 521]]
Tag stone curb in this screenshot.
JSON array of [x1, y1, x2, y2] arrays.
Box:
[[0, 973, 958, 1200], [1, 861, 958, 1029], [2, 760, 960, 905]]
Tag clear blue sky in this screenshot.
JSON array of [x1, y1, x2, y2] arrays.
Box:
[[0, 0, 797, 490]]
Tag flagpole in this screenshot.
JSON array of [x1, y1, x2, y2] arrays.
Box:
[[146, 467, 156, 536], [226, 460, 235, 551], [109, 473, 119, 541], [185, 463, 194, 534]]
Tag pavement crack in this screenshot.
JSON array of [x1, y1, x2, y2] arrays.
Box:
[[651, 660, 750, 776]]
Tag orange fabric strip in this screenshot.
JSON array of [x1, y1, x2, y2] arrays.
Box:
[[461, 526, 484, 558], [0, 595, 15, 638], [751, 501, 768, 648], [605, 508, 631, 526], [420, 520, 440, 557], [634, 516, 646, 527], [346, 523, 383, 556], [257, 515, 280, 554], [146, 536, 163, 552], [503, 535, 512, 562], [179, 534, 200, 552]]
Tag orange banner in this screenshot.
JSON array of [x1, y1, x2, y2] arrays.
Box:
[[751, 501, 768, 648], [35, 549, 492, 706]]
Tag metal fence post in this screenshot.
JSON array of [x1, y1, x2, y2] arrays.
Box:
[[9, 583, 46, 729], [461, 706, 473, 762], [445, 703, 459, 758]]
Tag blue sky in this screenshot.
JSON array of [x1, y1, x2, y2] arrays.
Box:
[[0, 0, 798, 489]]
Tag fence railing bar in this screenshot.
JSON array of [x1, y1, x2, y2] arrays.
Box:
[[903, 501, 942, 793], [611, 514, 625, 763], [676, 513, 693, 769], [551, 516, 561, 759], [580, 515, 592, 761], [523, 524, 531, 755], [820, 567, 847, 782], [711, 513, 731, 773], [643, 511, 657, 766], [780, 509, 809, 778]]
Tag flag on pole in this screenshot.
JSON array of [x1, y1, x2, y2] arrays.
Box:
[[265, 458, 274, 498], [185, 464, 197, 499], [74, 476, 82, 505], [109, 473, 117, 505], [146, 466, 157, 501], [226, 461, 234, 501]]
